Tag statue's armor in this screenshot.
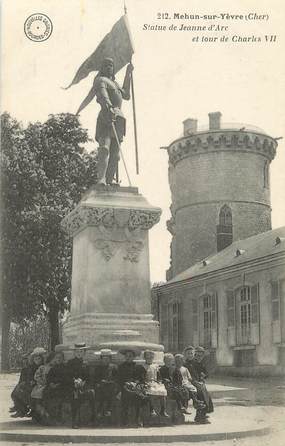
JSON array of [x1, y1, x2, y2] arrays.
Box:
[[94, 76, 126, 143]]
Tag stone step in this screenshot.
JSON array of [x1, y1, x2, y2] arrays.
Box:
[[0, 406, 270, 444]]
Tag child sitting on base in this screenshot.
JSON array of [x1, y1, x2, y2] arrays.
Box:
[[93, 349, 118, 419], [44, 351, 69, 424], [143, 350, 169, 418], [192, 346, 213, 424], [10, 347, 46, 418], [66, 343, 95, 429], [30, 352, 56, 424], [117, 348, 146, 427], [172, 354, 197, 414], [159, 353, 186, 413]]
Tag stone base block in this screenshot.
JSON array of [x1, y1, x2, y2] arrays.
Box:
[[61, 312, 164, 363]]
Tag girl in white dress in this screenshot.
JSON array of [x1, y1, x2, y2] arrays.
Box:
[[143, 350, 169, 418]]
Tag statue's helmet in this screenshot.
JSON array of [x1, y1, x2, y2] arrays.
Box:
[[100, 57, 115, 78], [102, 57, 114, 66]]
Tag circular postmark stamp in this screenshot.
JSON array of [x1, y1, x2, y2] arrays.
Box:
[[24, 13, 53, 42]]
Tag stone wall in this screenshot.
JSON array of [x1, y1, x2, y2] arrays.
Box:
[[157, 255, 285, 376], [167, 129, 277, 277], [172, 202, 271, 276]]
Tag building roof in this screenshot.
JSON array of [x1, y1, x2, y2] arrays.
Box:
[[166, 227, 285, 285], [176, 123, 268, 139]]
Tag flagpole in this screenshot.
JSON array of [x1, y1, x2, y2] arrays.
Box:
[[130, 69, 139, 175], [124, 2, 139, 175]]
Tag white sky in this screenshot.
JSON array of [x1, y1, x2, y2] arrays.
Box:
[[2, 0, 285, 283]]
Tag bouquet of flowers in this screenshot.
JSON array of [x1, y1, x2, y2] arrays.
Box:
[[74, 378, 85, 389], [124, 381, 149, 402]]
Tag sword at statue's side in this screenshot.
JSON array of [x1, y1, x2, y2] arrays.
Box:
[[111, 120, 132, 187]]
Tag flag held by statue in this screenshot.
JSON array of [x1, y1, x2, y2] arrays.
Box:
[[65, 15, 134, 89]]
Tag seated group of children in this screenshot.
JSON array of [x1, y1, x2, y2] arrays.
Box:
[[10, 344, 213, 428]]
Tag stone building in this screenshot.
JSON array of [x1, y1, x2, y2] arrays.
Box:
[[166, 112, 276, 280], [153, 113, 285, 375]]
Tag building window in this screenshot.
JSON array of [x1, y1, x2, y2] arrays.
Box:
[[199, 293, 218, 348], [226, 289, 236, 346], [203, 295, 212, 346], [271, 281, 280, 321], [217, 205, 233, 252], [264, 161, 270, 188], [236, 285, 260, 346], [191, 298, 199, 346], [168, 300, 183, 352], [271, 280, 284, 344], [159, 302, 168, 347]]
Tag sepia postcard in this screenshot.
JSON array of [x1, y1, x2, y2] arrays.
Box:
[[1, 0, 285, 445]]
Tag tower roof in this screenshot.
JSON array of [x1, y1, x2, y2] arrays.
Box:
[[164, 226, 285, 285], [164, 112, 278, 166]]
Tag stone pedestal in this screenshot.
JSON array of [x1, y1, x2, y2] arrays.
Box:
[[61, 185, 164, 360]]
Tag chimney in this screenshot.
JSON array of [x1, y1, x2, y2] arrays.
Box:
[[183, 118, 198, 136], [208, 112, 222, 130]]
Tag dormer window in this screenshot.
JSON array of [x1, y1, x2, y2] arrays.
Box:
[[275, 236, 285, 246]]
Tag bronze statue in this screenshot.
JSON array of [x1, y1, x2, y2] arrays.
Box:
[[76, 58, 133, 185]]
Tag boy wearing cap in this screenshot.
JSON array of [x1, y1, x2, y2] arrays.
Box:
[[93, 349, 118, 419], [67, 343, 89, 382], [67, 343, 95, 428]]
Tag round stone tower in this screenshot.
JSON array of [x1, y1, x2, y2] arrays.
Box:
[[166, 112, 278, 280]]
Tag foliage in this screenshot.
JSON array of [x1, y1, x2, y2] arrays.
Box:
[[1, 112, 97, 349], [8, 318, 50, 369]]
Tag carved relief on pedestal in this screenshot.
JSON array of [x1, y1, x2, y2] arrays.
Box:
[[114, 208, 131, 228], [128, 210, 161, 230], [62, 207, 115, 235], [93, 220, 145, 263], [94, 239, 119, 261], [62, 206, 161, 237], [124, 241, 144, 263], [94, 238, 144, 263]]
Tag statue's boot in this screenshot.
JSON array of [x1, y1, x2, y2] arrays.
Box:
[[97, 147, 109, 184], [106, 139, 120, 185]]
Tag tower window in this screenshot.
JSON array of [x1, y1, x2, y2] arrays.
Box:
[[217, 205, 233, 252], [264, 161, 269, 188]]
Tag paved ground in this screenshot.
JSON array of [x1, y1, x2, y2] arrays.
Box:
[[0, 373, 284, 445]]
